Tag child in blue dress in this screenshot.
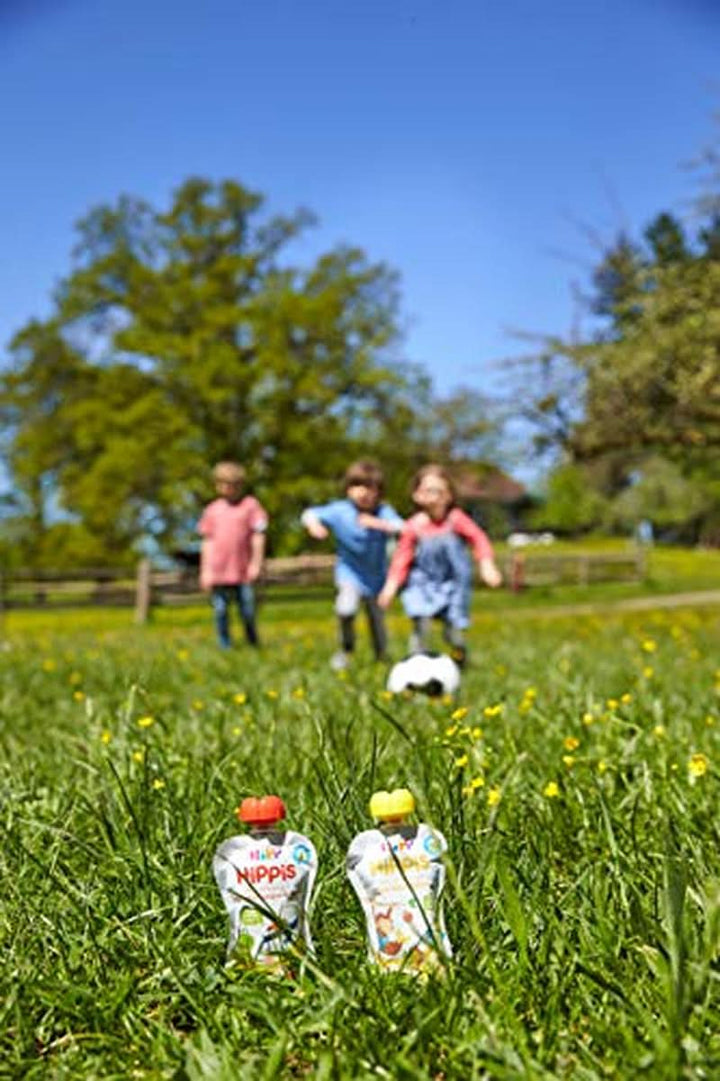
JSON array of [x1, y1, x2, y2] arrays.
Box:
[[302, 460, 404, 669], [377, 464, 502, 665]]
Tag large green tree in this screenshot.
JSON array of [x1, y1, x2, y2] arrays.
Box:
[[2, 179, 427, 559], [518, 200, 720, 539]]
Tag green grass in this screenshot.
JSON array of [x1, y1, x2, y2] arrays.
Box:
[[2, 596, 720, 1079]]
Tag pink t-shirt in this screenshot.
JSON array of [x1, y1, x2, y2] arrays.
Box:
[[198, 496, 268, 585]]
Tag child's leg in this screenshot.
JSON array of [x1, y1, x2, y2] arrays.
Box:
[[409, 617, 431, 654], [443, 622, 467, 667], [211, 586, 232, 648], [334, 582, 360, 665], [237, 584, 259, 646], [363, 598, 388, 661]]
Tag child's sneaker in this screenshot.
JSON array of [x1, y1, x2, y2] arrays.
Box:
[[330, 651, 350, 671]]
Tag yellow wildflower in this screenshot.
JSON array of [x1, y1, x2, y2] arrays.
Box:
[[233, 692, 247, 705], [563, 736, 580, 751], [597, 760, 608, 774], [620, 693, 632, 705], [152, 778, 166, 791], [379, 690, 394, 700], [706, 715, 716, 727], [451, 707, 468, 722], [471, 726, 483, 740], [562, 755, 576, 769], [606, 698, 619, 711], [100, 730, 112, 745], [582, 712, 594, 725], [69, 671, 83, 685], [487, 786, 501, 808], [292, 687, 305, 699], [483, 704, 503, 718], [132, 749, 145, 763], [445, 725, 459, 737], [176, 649, 189, 661], [73, 691, 85, 702], [642, 666, 654, 679], [653, 725, 666, 739], [688, 753, 709, 779], [454, 754, 469, 769], [642, 639, 657, 653], [543, 781, 560, 799], [192, 699, 205, 710], [42, 659, 56, 672], [232, 726, 242, 736], [137, 716, 155, 729]]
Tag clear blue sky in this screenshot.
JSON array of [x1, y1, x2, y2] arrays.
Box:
[[1, 0, 717, 398]]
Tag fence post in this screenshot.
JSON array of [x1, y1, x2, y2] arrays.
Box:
[[135, 558, 152, 624], [510, 552, 525, 593]]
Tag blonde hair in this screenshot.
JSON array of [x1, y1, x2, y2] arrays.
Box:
[[213, 461, 246, 486], [412, 463, 456, 504]]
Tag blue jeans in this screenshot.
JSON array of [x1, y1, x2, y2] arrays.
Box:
[[211, 585, 258, 648]]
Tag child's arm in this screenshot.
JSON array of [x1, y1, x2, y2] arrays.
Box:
[[452, 509, 503, 588], [198, 505, 214, 592], [247, 530, 266, 582], [357, 512, 404, 535], [301, 508, 330, 541], [377, 525, 416, 608]]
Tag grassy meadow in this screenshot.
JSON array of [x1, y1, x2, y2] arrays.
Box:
[[2, 593, 720, 1079]]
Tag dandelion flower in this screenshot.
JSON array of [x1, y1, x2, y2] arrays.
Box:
[[132, 749, 145, 763], [562, 755, 576, 769], [73, 691, 85, 702], [487, 786, 501, 808], [471, 727, 483, 740], [451, 707, 468, 722], [292, 687, 306, 699], [688, 753, 708, 779], [42, 659, 56, 672], [563, 736, 580, 751], [192, 699, 205, 710], [606, 698, 619, 711], [100, 730, 112, 745], [233, 692, 247, 705], [137, 716, 155, 729], [620, 693, 632, 705], [642, 639, 657, 653], [445, 725, 459, 737], [232, 726, 242, 736], [454, 754, 469, 769], [543, 781, 560, 799], [379, 690, 394, 700], [642, 666, 654, 679], [152, 778, 166, 791], [69, 671, 83, 685], [483, 704, 503, 718], [597, 760, 608, 775], [582, 712, 594, 725], [653, 725, 666, 739]]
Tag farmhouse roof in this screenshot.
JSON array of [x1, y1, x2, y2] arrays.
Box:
[[452, 467, 526, 504]]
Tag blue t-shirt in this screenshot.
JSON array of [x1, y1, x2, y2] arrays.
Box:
[[306, 498, 403, 595]]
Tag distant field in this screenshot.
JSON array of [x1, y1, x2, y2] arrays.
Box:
[[2, 589, 720, 1079]]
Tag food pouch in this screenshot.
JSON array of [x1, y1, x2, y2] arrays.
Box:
[[213, 795, 317, 971], [346, 788, 451, 973]]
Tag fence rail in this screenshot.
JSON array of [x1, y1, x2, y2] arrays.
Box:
[[0, 550, 647, 619]]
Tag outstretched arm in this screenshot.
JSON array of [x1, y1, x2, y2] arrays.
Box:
[[377, 525, 416, 608], [301, 508, 330, 540], [452, 509, 503, 588]]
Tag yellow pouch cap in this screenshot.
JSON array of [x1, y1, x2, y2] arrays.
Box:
[[369, 788, 415, 821]]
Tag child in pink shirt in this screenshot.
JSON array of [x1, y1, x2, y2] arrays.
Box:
[[378, 464, 502, 665], [198, 462, 268, 648]]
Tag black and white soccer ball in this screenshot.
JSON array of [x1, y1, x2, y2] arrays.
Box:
[[386, 652, 461, 697]]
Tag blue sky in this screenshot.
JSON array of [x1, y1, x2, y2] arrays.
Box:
[[1, 0, 718, 401]]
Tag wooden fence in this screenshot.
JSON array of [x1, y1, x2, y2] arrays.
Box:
[[0, 550, 647, 621]]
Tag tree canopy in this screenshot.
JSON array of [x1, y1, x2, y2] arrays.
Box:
[[1, 178, 503, 565]]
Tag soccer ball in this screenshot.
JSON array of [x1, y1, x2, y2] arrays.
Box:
[[386, 652, 461, 697]]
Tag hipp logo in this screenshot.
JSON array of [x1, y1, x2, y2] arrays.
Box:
[[423, 833, 441, 857], [293, 843, 312, 865]]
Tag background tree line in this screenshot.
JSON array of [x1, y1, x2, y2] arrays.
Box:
[[2, 133, 719, 570], [0, 179, 499, 569]]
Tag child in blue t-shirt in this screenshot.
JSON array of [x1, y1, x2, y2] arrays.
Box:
[[301, 460, 403, 669]]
